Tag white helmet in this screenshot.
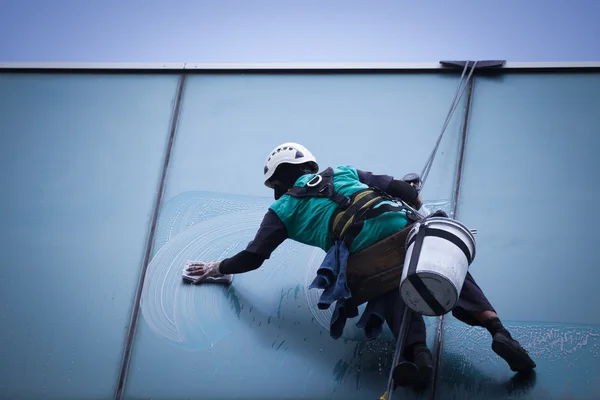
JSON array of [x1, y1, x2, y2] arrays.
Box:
[[263, 142, 319, 188]]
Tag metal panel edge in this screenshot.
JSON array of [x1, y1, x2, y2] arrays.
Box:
[[0, 62, 187, 70], [113, 74, 188, 400], [1, 61, 600, 72]]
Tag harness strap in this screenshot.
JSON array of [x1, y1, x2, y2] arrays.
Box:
[[330, 189, 382, 240], [340, 200, 419, 247], [286, 167, 420, 249], [287, 167, 352, 209]]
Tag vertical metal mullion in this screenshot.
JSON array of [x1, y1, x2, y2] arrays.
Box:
[[430, 71, 476, 400], [114, 72, 188, 400], [450, 76, 475, 219]]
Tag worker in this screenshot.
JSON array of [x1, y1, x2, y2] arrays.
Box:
[[184, 142, 536, 389]]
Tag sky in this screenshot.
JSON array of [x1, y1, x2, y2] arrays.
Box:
[[0, 0, 599, 63]]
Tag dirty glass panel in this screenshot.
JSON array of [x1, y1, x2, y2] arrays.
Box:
[[437, 73, 600, 399], [125, 73, 468, 400], [0, 73, 178, 399]]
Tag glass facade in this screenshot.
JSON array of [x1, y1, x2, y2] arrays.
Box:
[[437, 73, 600, 400], [0, 73, 179, 399], [0, 68, 598, 400]]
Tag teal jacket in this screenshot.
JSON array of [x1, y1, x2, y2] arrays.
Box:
[[270, 165, 410, 254]]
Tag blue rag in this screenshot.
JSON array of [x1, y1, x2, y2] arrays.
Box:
[[308, 241, 352, 308], [309, 240, 388, 340]]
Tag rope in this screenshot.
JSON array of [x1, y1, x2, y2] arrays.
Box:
[[420, 61, 479, 191], [382, 307, 411, 400], [382, 60, 479, 400]]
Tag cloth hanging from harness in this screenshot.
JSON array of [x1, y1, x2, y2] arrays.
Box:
[[307, 240, 389, 340], [286, 166, 420, 340], [308, 240, 352, 309]]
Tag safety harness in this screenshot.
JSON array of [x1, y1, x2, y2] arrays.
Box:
[[285, 167, 421, 249]]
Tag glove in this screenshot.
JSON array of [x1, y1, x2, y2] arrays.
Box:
[[410, 190, 423, 210], [183, 260, 230, 284], [402, 173, 423, 193], [401, 173, 423, 210]]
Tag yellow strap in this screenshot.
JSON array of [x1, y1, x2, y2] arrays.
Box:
[[379, 391, 388, 400], [331, 189, 382, 237], [331, 190, 373, 230], [338, 196, 381, 238]]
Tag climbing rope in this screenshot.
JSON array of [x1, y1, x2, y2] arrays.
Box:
[[381, 307, 411, 400], [420, 60, 479, 191], [381, 60, 479, 400]]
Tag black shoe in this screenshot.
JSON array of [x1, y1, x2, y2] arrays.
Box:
[[392, 360, 418, 388], [392, 344, 433, 389], [492, 331, 536, 372], [413, 345, 433, 388]]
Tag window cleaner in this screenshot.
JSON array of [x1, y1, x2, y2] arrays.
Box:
[[184, 147, 535, 387], [184, 63, 534, 396]]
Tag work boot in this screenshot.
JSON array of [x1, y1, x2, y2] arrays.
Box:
[[484, 317, 536, 372], [392, 359, 418, 388], [412, 343, 434, 388], [392, 342, 433, 389], [491, 330, 536, 372]]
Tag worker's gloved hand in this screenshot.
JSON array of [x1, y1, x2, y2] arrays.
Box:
[[408, 183, 423, 210], [402, 173, 423, 193], [184, 260, 225, 284], [411, 194, 423, 210], [401, 173, 423, 210]]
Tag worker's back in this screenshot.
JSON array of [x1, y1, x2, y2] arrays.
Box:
[[270, 165, 410, 253]]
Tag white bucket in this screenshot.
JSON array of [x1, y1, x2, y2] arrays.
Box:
[[399, 216, 476, 316]]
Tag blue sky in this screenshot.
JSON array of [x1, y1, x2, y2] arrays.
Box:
[[1, 0, 599, 63]]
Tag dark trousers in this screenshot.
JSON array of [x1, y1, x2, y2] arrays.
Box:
[[382, 272, 495, 348]]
